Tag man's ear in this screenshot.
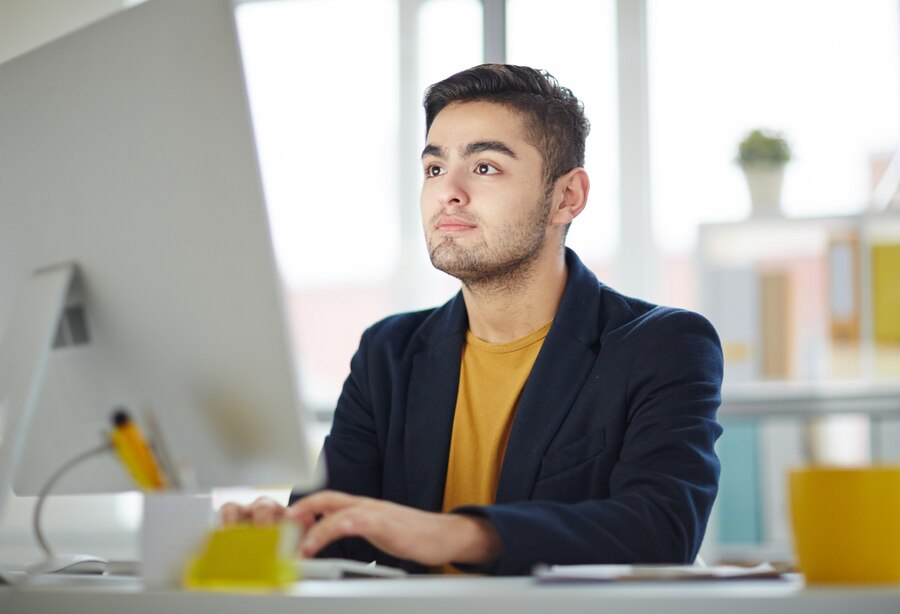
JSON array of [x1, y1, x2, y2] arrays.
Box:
[[549, 168, 589, 226]]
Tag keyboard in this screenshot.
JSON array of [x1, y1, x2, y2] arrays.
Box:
[[297, 558, 407, 579], [34, 557, 406, 581]]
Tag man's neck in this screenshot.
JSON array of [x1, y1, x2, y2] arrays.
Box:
[[461, 249, 568, 344]]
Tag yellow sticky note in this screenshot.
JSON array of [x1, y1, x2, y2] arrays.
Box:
[[183, 524, 298, 591]]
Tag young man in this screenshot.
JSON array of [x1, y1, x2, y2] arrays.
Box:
[[223, 64, 723, 576]]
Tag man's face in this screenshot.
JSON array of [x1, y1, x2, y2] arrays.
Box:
[[420, 101, 552, 286]]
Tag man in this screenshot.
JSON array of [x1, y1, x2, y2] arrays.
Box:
[[223, 64, 723, 576]]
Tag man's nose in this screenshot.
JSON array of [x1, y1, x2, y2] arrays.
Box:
[[436, 168, 469, 208]]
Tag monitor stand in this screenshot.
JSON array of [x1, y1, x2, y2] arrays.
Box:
[[0, 263, 76, 582]]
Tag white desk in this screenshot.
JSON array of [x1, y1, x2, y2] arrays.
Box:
[[2, 574, 900, 614]]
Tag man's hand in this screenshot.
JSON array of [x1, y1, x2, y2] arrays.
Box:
[[219, 496, 286, 526], [285, 490, 502, 567]]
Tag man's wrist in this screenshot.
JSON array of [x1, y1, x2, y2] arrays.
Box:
[[448, 513, 502, 566]]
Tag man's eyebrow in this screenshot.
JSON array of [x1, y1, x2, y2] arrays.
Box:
[[421, 141, 519, 160], [462, 140, 518, 159], [421, 144, 445, 160]]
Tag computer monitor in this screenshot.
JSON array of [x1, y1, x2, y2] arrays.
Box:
[[0, 0, 320, 511]]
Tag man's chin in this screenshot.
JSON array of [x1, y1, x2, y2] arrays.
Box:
[[429, 257, 477, 280], [429, 242, 474, 270], [429, 255, 485, 282], [429, 252, 512, 285], [429, 246, 546, 289]]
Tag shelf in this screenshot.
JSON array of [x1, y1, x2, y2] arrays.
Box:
[[720, 380, 900, 419]]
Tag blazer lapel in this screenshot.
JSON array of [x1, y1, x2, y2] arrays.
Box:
[[404, 294, 467, 512], [495, 249, 603, 504]]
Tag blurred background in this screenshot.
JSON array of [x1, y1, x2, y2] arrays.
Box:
[[1, 0, 899, 567]]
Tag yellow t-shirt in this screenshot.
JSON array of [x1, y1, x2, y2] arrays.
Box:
[[441, 320, 552, 515]]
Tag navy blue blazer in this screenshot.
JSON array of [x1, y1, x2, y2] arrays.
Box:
[[304, 249, 723, 575]]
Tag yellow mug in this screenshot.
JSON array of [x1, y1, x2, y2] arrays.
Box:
[[789, 466, 900, 584]]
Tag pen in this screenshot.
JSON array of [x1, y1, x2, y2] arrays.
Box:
[[109, 409, 167, 490]]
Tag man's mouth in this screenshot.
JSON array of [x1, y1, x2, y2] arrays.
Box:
[[435, 215, 477, 232]]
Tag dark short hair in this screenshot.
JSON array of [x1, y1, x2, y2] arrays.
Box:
[[423, 64, 590, 189]]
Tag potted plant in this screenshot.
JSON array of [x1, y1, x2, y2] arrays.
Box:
[[737, 129, 792, 216]]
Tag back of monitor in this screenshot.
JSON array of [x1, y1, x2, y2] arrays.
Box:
[[0, 0, 321, 496]]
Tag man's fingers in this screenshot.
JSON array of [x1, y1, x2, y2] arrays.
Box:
[[287, 491, 375, 557], [219, 502, 245, 526], [219, 496, 285, 526], [250, 500, 284, 525], [285, 490, 359, 525], [284, 505, 318, 530], [298, 507, 368, 558]]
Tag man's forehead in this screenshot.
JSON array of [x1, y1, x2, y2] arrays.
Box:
[[424, 101, 530, 155], [428, 101, 526, 136]]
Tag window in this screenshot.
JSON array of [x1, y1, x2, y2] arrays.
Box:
[[648, 0, 900, 250], [236, 0, 401, 413], [418, 0, 483, 93], [507, 0, 619, 281]]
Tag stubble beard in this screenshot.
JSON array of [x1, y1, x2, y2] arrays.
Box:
[[426, 192, 553, 294]]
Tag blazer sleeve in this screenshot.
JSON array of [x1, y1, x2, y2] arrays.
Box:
[[454, 309, 724, 576]]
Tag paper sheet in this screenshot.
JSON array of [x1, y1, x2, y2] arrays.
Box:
[[534, 562, 787, 583]]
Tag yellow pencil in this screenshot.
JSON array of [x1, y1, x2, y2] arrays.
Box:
[[110, 424, 153, 488], [110, 409, 167, 490]]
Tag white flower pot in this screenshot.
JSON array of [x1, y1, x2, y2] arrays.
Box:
[[742, 164, 785, 216]]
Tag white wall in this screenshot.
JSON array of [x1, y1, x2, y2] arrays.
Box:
[[0, 0, 124, 64]]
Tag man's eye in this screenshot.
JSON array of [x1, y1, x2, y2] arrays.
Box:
[[475, 163, 498, 175], [425, 164, 445, 177]]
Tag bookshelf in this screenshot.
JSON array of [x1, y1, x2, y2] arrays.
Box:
[[698, 210, 900, 563]]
